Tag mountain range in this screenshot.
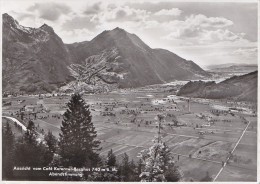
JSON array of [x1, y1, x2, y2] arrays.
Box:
[[2, 13, 210, 93], [177, 71, 257, 102]]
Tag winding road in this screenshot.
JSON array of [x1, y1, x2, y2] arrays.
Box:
[[2, 116, 27, 131]]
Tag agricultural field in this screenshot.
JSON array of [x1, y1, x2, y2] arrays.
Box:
[[2, 83, 257, 181]]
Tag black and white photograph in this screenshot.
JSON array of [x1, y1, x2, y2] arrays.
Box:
[[1, 0, 258, 182]]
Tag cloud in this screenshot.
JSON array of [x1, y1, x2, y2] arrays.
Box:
[[28, 2, 71, 21], [59, 28, 95, 43], [154, 8, 182, 16], [103, 6, 150, 22], [142, 20, 160, 29], [60, 4, 151, 36], [116, 9, 127, 18], [17, 12, 34, 21], [165, 14, 233, 33], [84, 2, 102, 15], [126, 1, 182, 13], [164, 27, 201, 39], [164, 28, 251, 48], [231, 47, 257, 59], [8, 11, 34, 22], [201, 29, 242, 43], [107, 3, 117, 10], [184, 14, 233, 28], [61, 16, 98, 31], [162, 14, 240, 45]]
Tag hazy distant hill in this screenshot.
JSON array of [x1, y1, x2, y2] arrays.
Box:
[[177, 71, 257, 102], [3, 13, 210, 93], [206, 63, 257, 73]]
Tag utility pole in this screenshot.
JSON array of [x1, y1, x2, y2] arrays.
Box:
[[158, 119, 161, 143], [156, 114, 164, 143], [188, 98, 190, 112], [186, 98, 191, 113]]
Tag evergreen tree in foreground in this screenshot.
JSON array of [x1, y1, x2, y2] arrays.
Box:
[[138, 136, 183, 182], [106, 149, 116, 167], [14, 120, 44, 167], [59, 93, 101, 168], [118, 153, 139, 181], [2, 122, 15, 179], [43, 131, 58, 166], [88, 149, 119, 181], [138, 114, 183, 182], [24, 120, 38, 144]]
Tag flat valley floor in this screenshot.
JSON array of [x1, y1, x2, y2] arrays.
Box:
[[2, 83, 257, 181]]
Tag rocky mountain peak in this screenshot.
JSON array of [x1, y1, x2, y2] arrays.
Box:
[[40, 23, 55, 33], [3, 13, 20, 28], [3, 13, 14, 22], [2, 14, 72, 93], [97, 27, 127, 39], [113, 27, 126, 32]]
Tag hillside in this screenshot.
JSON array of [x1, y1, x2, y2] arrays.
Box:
[[177, 71, 257, 102], [67, 27, 210, 88], [3, 14, 210, 93]]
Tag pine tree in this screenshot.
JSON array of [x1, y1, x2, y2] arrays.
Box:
[[24, 120, 38, 144], [59, 93, 101, 168], [138, 136, 166, 182], [2, 122, 15, 179], [137, 159, 143, 175], [12, 120, 54, 180], [138, 114, 182, 182], [43, 131, 57, 165], [106, 149, 116, 167], [165, 164, 183, 182], [119, 153, 131, 181], [161, 142, 174, 171], [88, 150, 119, 181], [14, 120, 46, 167], [45, 130, 57, 154], [129, 159, 139, 181], [138, 136, 183, 182], [117, 153, 138, 181]]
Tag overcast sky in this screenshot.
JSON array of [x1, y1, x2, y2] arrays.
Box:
[[2, 0, 258, 68]]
